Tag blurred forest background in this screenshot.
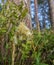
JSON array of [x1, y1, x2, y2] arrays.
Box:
[[0, 0, 54, 65]]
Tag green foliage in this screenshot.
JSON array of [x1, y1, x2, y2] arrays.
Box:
[[1, 1, 27, 34], [41, 30, 54, 65], [21, 8, 28, 18], [0, 15, 7, 34], [33, 30, 54, 65], [0, 0, 54, 65], [0, 1, 28, 65]]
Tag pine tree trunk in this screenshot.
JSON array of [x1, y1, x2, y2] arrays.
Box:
[[48, 0, 54, 30], [34, 0, 40, 33], [24, 0, 32, 30], [42, 0, 46, 29]]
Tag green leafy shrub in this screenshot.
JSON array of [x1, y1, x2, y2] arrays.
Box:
[[0, 1, 28, 65], [33, 30, 54, 65]]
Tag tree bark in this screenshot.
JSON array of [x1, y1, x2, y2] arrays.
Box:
[[34, 0, 40, 33], [42, 0, 46, 29], [23, 0, 32, 30], [48, 0, 54, 30]]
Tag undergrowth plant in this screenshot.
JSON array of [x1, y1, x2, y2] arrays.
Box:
[[0, 0, 28, 65], [0, 0, 54, 65]]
